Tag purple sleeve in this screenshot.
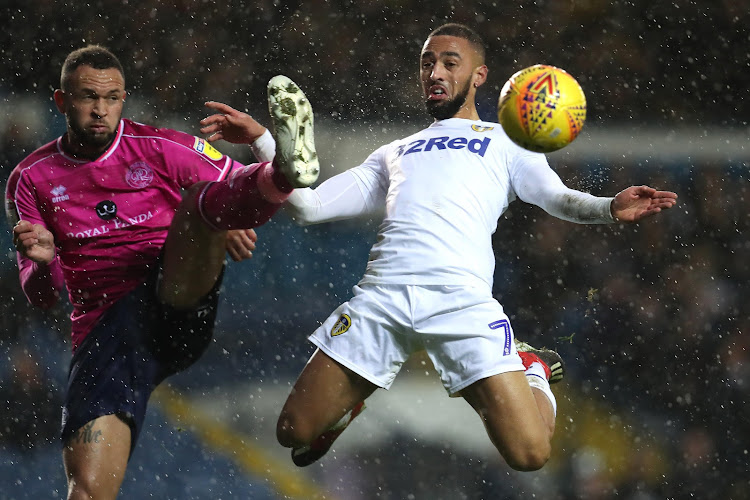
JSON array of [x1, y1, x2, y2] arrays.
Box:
[[17, 255, 64, 309], [8, 170, 64, 309], [11, 169, 46, 226]]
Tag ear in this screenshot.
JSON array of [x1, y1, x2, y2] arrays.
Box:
[[53, 89, 66, 113], [473, 65, 488, 89]]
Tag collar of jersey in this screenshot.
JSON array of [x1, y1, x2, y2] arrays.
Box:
[[56, 120, 125, 163], [429, 117, 485, 128]]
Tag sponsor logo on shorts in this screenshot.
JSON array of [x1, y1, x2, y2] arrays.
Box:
[[471, 124, 494, 132], [193, 137, 224, 161], [331, 314, 352, 337], [126, 161, 154, 188]]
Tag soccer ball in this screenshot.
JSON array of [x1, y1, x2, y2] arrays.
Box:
[[497, 64, 586, 153]]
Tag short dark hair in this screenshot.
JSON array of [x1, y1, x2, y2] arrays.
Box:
[[427, 23, 486, 63], [60, 45, 124, 90]]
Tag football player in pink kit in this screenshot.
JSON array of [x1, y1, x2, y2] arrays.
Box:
[[4, 45, 318, 499]]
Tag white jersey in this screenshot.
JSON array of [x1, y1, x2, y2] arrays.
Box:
[[355, 118, 531, 289], [284, 118, 614, 291]]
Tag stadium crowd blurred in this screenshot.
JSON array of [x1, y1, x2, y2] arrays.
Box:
[[1, 1, 748, 498], [492, 160, 749, 498], [1, 0, 749, 127]]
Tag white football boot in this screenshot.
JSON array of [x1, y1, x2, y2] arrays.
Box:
[[267, 75, 320, 188]]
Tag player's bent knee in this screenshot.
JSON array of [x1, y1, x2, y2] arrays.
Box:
[[66, 464, 125, 500], [503, 440, 551, 471], [67, 481, 94, 500], [67, 475, 113, 500], [276, 411, 316, 449]]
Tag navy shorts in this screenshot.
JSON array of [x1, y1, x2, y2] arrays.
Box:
[[61, 267, 223, 456]]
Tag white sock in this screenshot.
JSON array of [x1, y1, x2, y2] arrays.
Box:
[[524, 360, 547, 380], [525, 362, 557, 415]]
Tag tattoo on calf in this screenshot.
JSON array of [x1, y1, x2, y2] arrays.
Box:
[[73, 421, 103, 444]]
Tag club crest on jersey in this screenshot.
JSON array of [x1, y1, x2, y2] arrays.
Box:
[[125, 162, 154, 188], [95, 200, 117, 221], [193, 138, 224, 161], [331, 314, 352, 337], [471, 124, 494, 132]]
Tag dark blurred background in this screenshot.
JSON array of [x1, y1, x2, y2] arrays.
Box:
[[1, 1, 748, 499], [2, 1, 749, 127]]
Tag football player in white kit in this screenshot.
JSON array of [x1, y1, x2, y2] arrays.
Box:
[[202, 23, 677, 471]]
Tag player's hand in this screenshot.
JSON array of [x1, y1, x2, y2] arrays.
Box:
[[13, 220, 56, 264], [200, 102, 267, 145], [611, 185, 678, 222], [225, 228, 258, 262]]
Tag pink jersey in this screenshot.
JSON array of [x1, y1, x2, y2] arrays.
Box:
[[6, 119, 236, 349]]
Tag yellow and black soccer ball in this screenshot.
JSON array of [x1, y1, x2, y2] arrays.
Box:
[[498, 64, 586, 153]]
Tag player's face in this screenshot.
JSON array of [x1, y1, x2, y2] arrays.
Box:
[[420, 35, 480, 120], [55, 65, 125, 158]]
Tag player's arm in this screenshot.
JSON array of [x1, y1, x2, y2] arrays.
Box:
[[511, 155, 613, 223], [225, 228, 257, 262], [200, 101, 274, 162], [13, 221, 63, 309], [6, 195, 64, 309], [284, 171, 371, 225], [513, 155, 676, 223], [284, 146, 388, 225]]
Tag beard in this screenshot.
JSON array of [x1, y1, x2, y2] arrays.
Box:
[[425, 79, 471, 120], [67, 117, 117, 153]]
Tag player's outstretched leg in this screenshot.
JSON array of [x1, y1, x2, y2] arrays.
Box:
[[267, 75, 320, 188], [291, 401, 366, 467], [460, 339, 564, 471], [515, 339, 565, 384]]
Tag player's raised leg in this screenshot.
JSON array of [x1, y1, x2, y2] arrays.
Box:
[[291, 400, 366, 467], [63, 415, 131, 500], [159, 75, 320, 309], [277, 349, 376, 466], [157, 181, 229, 309], [460, 340, 565, 471]]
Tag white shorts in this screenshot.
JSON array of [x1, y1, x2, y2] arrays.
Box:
[[309, 283, 526, 396]]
